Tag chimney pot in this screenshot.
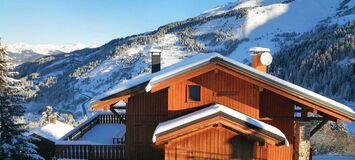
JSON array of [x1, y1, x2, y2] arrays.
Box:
[[249, 47, 272, 73], [49, 115, 56, 124], [149, 48, 162, 73]]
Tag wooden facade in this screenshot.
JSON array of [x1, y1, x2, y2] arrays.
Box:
[[122, 67, 296, 159], [91, 56, 354, 160]]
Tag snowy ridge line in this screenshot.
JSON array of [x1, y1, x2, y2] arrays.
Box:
[[152, 104, 289, 146], [94, 53, 354, 119], [6, 42, 99, 55], [59, 111, 113, 141]]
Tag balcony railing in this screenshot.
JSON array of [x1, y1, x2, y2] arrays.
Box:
[[56, 142, 125, 160], [57, 112, 126, 160], [61, 112, 125, 141]]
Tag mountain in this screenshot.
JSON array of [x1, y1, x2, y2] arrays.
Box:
[[6, 43, 98, 65], [15, 0, 354, 119]]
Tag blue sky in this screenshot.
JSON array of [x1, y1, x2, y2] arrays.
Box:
[[0, 0, 233, 45]]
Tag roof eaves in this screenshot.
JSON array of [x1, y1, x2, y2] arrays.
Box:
[[100, 81, 149, 101]]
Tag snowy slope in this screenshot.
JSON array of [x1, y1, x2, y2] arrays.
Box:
[[15, 0, 354, 119], [197, 0, 340, 61]]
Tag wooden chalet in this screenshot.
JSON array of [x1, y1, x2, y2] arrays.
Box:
[[63, 48, 354, 160]]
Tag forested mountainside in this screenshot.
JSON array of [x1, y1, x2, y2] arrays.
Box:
[[270, 22, 355, 104], [15, 0, 354, 120]]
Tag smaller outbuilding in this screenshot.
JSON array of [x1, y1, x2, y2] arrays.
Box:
[[30, 116, 74, 160]]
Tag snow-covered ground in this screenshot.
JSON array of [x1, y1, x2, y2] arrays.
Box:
[[313, 155, 355, 160], [78, 124, 125, 144]]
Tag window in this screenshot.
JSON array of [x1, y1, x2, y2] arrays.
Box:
[[188, 85, 201, 101]]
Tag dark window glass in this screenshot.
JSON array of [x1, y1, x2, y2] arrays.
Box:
[[188, 85, 200, 101]]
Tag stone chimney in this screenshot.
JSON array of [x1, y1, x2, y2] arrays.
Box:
[[49, 115, 56, 124], [249, 47, 272, 72], [149, 48, 162, 73]]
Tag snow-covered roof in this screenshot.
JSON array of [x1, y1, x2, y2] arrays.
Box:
[[152, 104, 289, 146], [249, 47, 271, 53], [149, 48, 162, 53], [31, 120, 74, 142], [92, 53, 355, 120]]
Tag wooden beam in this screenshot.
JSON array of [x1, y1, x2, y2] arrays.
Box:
[[310, 120, 328, 137]]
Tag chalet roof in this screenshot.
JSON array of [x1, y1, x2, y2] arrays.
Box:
[[92, 53, 355, 120], [152, 104, 289, 146], [30, 120, 74, 142]]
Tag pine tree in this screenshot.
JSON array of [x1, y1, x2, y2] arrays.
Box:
[[0, 39, 43, 159]]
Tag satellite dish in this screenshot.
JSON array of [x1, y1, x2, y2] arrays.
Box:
[[260, 52, 273, 66]]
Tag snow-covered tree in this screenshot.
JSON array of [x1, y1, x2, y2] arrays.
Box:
[[0, 39, 42, 159], [39, 106, 53, 126]]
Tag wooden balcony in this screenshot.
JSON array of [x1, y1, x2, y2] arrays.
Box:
[[56, 142, 125, 160], [56, 112, 126, 160]]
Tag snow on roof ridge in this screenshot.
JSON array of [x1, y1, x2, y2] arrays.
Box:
[[145, 53, 354, 118], [249, 47, 271, 52], [152, 104, 289, 146], [145, 53, 221, 92], [94, 52, 354, 119]]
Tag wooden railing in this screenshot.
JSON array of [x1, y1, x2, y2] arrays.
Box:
[[57, 113, 126, 159], [64, 114, 126, 141], [113, 134, 126, 144], [56, 143, 125, 160]]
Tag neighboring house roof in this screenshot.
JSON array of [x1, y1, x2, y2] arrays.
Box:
[[31, 120, 74, 142], [91, 53, 355, 121], [152, 104, 289, 146]]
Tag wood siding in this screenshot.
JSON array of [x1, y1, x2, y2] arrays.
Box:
[[164, 126, 266, 160], [260, 89, 295, 160], [168, 70, 259, 118], [126, 67, 295, 159], [126, 89, 169, 160]]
